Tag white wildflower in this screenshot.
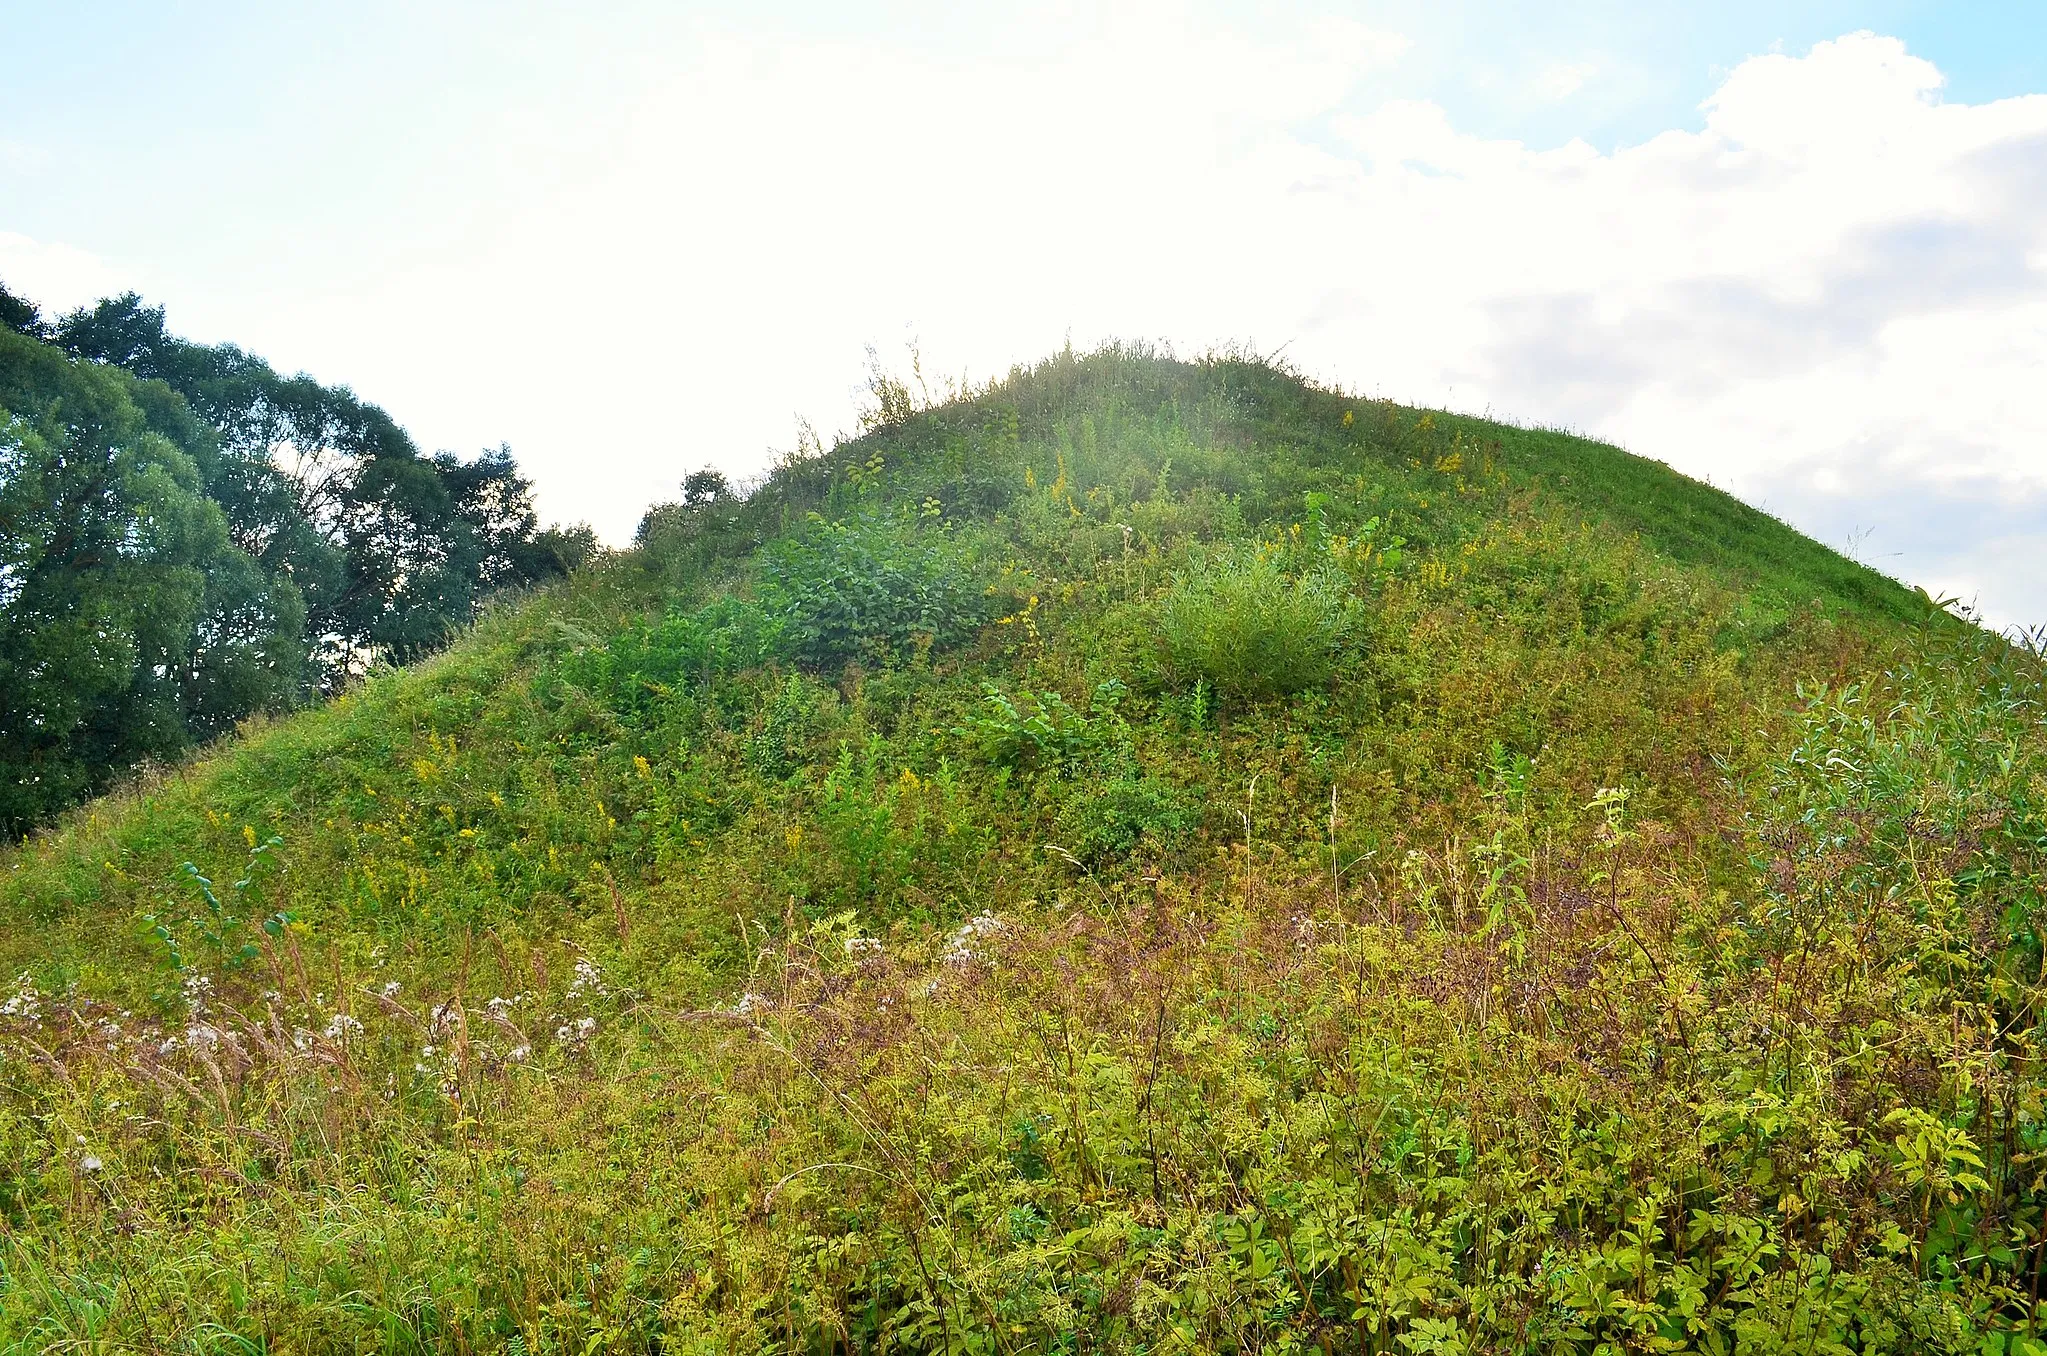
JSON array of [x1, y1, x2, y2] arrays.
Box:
[[381, 981, 402, 998], [567, 957, 607, 999], [844, 935, 884, 957], [323, 1013, 363, 1043], [944, 912, 1006, 966], [1, 974, 43, 1024], [80, 1155, 102, 1174], [508, 1044, 531, 1063]]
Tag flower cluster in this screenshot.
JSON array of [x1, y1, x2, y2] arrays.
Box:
[[567, 957, 608, 1000], [944, 912, 1005, 966], [0, 973, 41, 1026]]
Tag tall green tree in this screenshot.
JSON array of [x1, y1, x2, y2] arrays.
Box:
[[1, 280, 586, 834], [0, 330, 304, 835], [50, 292, 579, 686]]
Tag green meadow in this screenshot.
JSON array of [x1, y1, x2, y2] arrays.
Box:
[[4, 346, 2045, 1353]]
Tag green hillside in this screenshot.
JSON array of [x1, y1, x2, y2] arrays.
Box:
[[4, 347, 2044, 1353]]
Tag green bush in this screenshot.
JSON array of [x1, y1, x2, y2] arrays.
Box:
[[758, 515, 990, 670], [1056, 769, 1197, 862], [558, 594, 773, 716], [953, 678, 1125, 774], [746, 673, 833, 781], [1158, 546, 1353, 701]]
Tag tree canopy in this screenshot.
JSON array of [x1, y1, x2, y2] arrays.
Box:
[[0, 279, 591, 836]]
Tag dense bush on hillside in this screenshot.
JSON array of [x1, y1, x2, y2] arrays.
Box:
[[1159, 544, 1357, 701], [11, 346, 2042, 1353], [0, 279, 590, 835]]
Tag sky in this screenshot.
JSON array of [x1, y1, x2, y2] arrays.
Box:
[[3, 1, 2045, 627]]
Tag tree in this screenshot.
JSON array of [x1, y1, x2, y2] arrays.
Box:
[[0, 330, 302, 835], [49, 289, 575, 689], [1, 279, 583, 833], [0, 280, 46, 339]]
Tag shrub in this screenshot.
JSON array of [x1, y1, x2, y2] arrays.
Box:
[[747, 673, 834, 780], [559, 595, 773, 717], [759, 515, 991, 670], [954, 679, 1126, 774], [1157, 547, 1353, 701], [1057, 769, 1197, 862]]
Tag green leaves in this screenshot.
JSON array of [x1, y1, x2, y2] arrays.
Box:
[[953, 678, 1123, 775], [758, 514, 993, 670], [140, 832, 290, 976], [0, 330, 286, 834], [1158, 545, 1355, 703]]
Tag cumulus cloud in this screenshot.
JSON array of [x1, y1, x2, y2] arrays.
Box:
[[1289, 32, 2047, 626]]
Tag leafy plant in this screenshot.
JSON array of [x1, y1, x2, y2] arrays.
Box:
[[758, 515, 991, 669], [954, 678, 1125, 774], [140, 830, 291, 975], [1158, 546, 1354, 701], [1056, 768, 1197, 862]]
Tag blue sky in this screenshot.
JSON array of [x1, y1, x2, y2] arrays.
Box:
[[4, 2, 2046, 624]]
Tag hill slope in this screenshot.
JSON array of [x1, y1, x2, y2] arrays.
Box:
[[3, 348, 2043, 1353]]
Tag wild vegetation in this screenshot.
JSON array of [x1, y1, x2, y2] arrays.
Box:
[[3, 344, 2044, 1353], [0, 280, 590, 836]]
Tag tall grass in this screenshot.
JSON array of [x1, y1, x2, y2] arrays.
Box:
[[0, 345, 2017, 1353], [1158, 546, 1354, 701]]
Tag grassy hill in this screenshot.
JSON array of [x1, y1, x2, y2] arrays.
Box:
[[3, 347, 2044, 1353]]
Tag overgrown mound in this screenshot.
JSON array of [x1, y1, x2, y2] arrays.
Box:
[[5, 347, 2044, 1354]]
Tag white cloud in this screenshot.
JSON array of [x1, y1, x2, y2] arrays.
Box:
[[11, 22, 2043, 626], [0, 232, 125, 315]]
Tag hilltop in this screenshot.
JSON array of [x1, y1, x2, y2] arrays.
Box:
[[3, 347, 2043, 1353]]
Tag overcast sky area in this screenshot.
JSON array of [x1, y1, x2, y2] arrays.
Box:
[[4, 1, 2044, 627]]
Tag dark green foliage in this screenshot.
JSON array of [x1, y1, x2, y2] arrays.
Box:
[[1159, 546, 1355, 701], [48, 292, 576, 680], [0, 330, 304, 835], [757, 514, 991, 670], [1056, 763, 1198, 861], [0, 280, 43, 339], [0, 280, 583, 834]]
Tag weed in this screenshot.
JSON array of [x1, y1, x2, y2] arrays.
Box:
[[1159, 545, 1355, 702]]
